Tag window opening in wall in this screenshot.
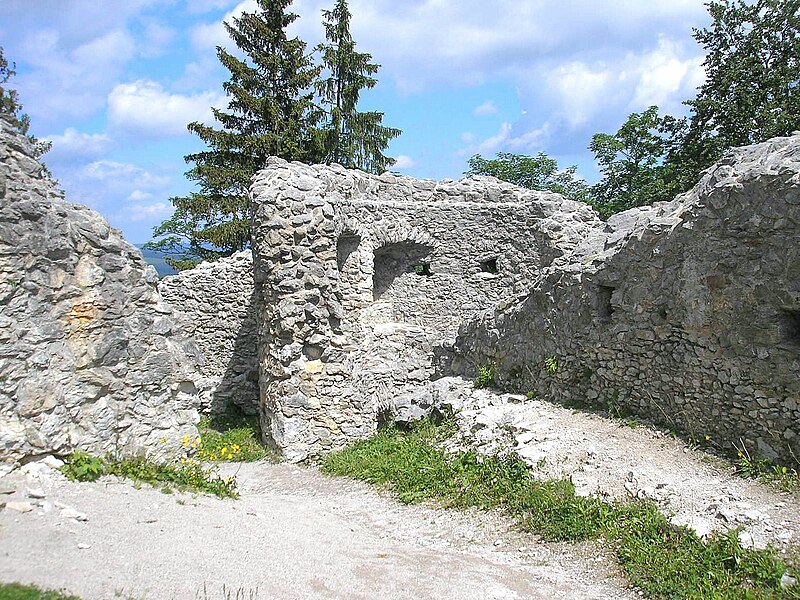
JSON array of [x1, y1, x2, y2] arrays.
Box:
[[336, 234, 361, 271], [479, 257, 498, 274], [414, 262, 432, 276], [598, 285, 615, 320], [373, 241, 433, 300], [780, 309, 800, 350]]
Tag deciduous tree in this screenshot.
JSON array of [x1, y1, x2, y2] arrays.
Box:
[[589, 106, 684, 218], [677, 0, 800, 182], [465, 152, 591, 204]]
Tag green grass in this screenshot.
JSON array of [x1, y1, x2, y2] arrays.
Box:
[[60, 451, 238, 499], [195, 414, 269, 462], [322, 419, 800, 599], [735, 445, 800, 494], [0, 583, 80, 600]]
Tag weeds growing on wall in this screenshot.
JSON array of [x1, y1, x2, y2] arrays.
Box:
[[60, 451, 238, 499], [474, 364, 497, 389], [323, 419, 800, 599], [735, 443, 800, 494]]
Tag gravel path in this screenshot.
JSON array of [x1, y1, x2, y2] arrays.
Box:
[[0, 461, 635, 600]]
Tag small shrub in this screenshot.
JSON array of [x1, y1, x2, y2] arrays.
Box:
[[474, 364, 496, 389], [735, 443, 800, 493], [544, 356, 558, 374], [106, 456, 238, 499], [60, 450, 104, 482]]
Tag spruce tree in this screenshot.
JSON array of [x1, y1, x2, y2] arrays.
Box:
[[316, 0, 400, 173], [150, 0, 324, 269]]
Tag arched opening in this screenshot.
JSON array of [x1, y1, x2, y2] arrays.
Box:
[[373, 241, 434, 300]]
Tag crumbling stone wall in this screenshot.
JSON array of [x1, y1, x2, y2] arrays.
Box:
[[0, 115, 204, 463], [159, 251, 259, 415], [452, 135, 800, 467], [250, 159, 601, 460]]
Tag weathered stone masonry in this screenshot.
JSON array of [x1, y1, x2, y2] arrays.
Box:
[[249, 158, 601, 460], [0, 116, 204, 462], [159, 251, 259, 416], [452, 135, 800, 467], [4, 100, 799, 471]]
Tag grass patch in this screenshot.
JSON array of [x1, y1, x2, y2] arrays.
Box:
[[0, 582, 80, 600], [60, 450, 238, 499], [322, 419, 800, 599], [195, 414, 269, 462]]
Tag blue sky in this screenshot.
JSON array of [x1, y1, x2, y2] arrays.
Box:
[[1, 0, 710, 243]]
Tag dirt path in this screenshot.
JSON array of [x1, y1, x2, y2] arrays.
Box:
[[0, 461, 635, 600]]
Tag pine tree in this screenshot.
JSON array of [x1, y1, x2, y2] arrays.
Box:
[[315, 0, 400, 173], [149, 0, 324, 269]]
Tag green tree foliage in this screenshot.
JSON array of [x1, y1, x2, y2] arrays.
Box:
[[677, 0, 800, 183], [465, 152, 591, 204], [0, 46, 51, 160], [148, 0, 325, 269], [589, 106, 685, 218], [316, 0, 400, 173]]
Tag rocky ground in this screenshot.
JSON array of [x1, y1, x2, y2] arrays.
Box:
[[431, 377, 800, 553], [1, 379, 798, 599]]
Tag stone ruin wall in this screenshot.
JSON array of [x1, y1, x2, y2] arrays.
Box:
[[249, 158, 601, 460], [158, 251, 259, 416], [4, 97, 799, 470], [0, 116, 205, 463], [452, 135, 800, 468]]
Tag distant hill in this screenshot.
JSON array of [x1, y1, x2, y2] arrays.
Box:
[[136, 245, 178, 278]]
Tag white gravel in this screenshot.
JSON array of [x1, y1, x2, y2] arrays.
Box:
[[0, 461, 635, 600]]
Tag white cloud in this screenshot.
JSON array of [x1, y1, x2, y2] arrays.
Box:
[[126, 202, 171, 222], [107, 80, 227, 137], [187, 0, 243, 14], [543, 62, 613, 128], [128, 190, 154, 201], [392, 155, 416, 169], [630, 37, 706, 113], [328, 0, 709, 93], [190, 0, 258, 51], [43, 128, 110, 157], [140, 21, 176, 58], [82, 160, 170, 191], [13, 28, 136, 122], [460, 121, 550, 157], [473, 100, 498, 117]]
